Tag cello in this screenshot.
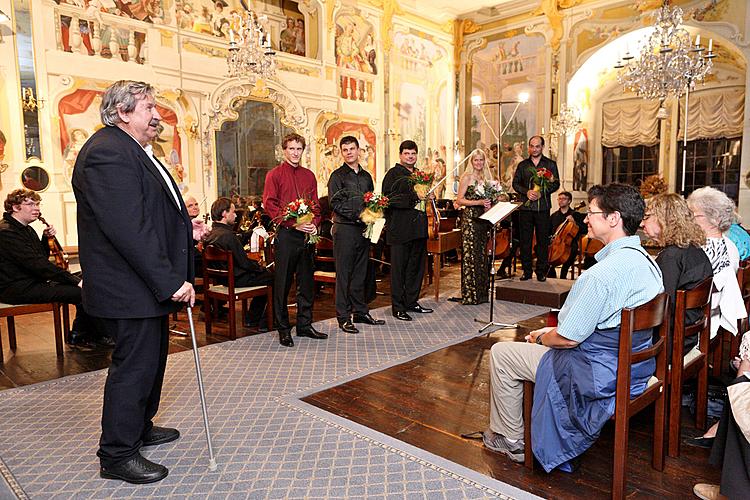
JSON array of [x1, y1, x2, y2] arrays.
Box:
[[38, 213, 69, 270], [426, 196, 441, 240], [548, 201, 586, 267]]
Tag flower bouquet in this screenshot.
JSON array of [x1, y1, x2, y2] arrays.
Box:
[[283, 198, 320, 244], [466, 180, 507, 202], [409, 170, 435, 200], [361, 192, 389, 238], [525, 166, 555, 206]]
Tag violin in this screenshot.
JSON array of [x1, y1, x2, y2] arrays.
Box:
[[38, 213, 69, 270], [548, 201, 586, 267]]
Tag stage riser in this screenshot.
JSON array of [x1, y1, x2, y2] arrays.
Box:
[[496, 277, 573, 308]]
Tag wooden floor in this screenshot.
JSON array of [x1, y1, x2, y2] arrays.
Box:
[[302, 314, 723, 499], [0, 261, 721, 498]]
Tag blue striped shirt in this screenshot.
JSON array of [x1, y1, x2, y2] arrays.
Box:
[[557, 235, 664, 343]]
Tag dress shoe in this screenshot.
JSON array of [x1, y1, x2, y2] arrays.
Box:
[[537, 274, 547, 282], [519, 274, 533, 281], [279, 330, 294, 347], [393, 311, 412, 321], [352, 313, 385, 325], [338, 319, 359, 334], [686, 435, 714, 449], [65, 329, 90, 346], [100, 453, 168, 484], [142, 426, 180, 447], [94, 335, 116, 348], [408, 303, 433, 314], [297, 326, 328, 339]]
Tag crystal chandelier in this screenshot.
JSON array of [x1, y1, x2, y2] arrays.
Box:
[[550, 104, 581, 137], [614, 2, 714, 106], [227, 11, 276, 80]]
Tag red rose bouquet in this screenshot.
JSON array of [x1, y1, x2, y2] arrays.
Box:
[[283, 198, 320, 243], [360, 192, 390, 224], [525, 166, 555, 206], [409, 171, 435, 200]]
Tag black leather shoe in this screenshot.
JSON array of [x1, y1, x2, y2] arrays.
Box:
[[393, 311, 412, 321], [142, 426, 180, 447], [297, 326, 328, 339], [408, 303, 433, 314], [537, 275, 547, 282], [100, 453, 168, 484], [352, 313, 385, 325], [279, 330, 294, 347], [94, 335, 116, 348], [686, 435, 714, 449], [519, 274, 533, 281], [338, 319, 359, 334], [65, 329, 90, 346]]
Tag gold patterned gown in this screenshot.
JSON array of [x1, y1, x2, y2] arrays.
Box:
[[460, 204, 490, 304]]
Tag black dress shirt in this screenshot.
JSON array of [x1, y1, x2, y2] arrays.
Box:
[[328, 163, 374, 227], [512, 155, 561, 211], [204, 222, 268, 284], [382, 163, 427, 245]]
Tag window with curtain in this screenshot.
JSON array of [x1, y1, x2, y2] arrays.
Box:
[[603, 145, 660, 185], [679, 137, 742, 202]]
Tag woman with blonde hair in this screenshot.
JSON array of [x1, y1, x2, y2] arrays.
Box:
[[641, 193, 712, 356], [455, 148, 504, 304]]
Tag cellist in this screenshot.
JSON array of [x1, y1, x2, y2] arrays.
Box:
[[547, 191, 586, 279]]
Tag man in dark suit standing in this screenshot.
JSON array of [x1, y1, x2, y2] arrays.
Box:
[[72, 80, 195, 484], [382, 140, 433, 321]]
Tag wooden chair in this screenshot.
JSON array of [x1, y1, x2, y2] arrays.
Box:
[[202, 245, 273, 341], [0, 303, 65, 363], [313, 238, 336, 287], [523, 292, 668, 500], [709, 262, 749, 377], [668, 277, 712, 457]]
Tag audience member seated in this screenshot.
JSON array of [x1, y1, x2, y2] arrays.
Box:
[[727, 220, 750, 261], [483, 184, 663, 471], [687, 187, 746, 340], [186, 195, 209, 277], [0, 189, 110, 346], [641, 193, 712, 359], [693, 332, 750, 500], [204, 197, 274, 331]]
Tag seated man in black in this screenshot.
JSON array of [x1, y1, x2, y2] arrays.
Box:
[[204, 197, 274, 332], [0, 188, 109, 346], [547, 191, 586, 279]]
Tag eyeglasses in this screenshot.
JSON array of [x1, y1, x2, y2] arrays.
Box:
[[642, 213, 653, 220], [20, 201, 41, 207], [584, 210, 607, 217]]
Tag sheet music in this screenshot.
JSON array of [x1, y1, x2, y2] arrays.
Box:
[[479, 201, 520, 225]]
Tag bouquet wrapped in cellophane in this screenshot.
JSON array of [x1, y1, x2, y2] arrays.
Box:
[[361, 192, 389, 238], [283, 198, 320, 244]]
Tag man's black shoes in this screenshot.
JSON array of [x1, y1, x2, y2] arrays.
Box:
[[519, 274, 533, 281], [408, 303, 433, 314], [393, 311, 412, 321], [142, 426, 180, 447], [537, 275, 547, 282], [279, 330, 294, 347], [352, 313, 385, 325], [297, 326, 328, 339], [100, 453, 168, 484], [338, 319, 359, 334]]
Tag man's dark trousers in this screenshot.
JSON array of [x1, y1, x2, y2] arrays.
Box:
[[96, 315, 169, 467], [519, 210, 551, 277], [390, 238, 426, 313], [273, 228, 314, 334], [332, 223, 369, 320]]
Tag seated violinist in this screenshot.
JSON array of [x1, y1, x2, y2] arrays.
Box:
[[204, 197, 274, 332], [0, 189, 110, 346], [547, 191, 586, 279]]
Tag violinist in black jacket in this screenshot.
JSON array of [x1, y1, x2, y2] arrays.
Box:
[[204, 197, 274, 330]]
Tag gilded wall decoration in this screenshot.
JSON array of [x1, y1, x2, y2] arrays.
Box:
[[530, 0, 582, 52]]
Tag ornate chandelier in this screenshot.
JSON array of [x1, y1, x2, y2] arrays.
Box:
[[614, 2, 714, 106], [550, 104, 581, 137], [227, 11, 276, 80]]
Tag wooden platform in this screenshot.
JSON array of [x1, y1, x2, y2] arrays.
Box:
[[303, 313, 720, 499], [496, 277, 573, 308]]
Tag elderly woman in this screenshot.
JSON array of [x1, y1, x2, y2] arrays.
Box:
[[641, 193, 712, 357], [687, 187, 746, 339]]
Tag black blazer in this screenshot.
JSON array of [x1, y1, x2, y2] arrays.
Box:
[[382, 163, 427, 245], [72, 126, 193, 318]]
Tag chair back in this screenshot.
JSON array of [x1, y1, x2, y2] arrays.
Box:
[[674, 277, 713, 366], [615, 292, 669, 412], [737, 263, 750, 334], [202, 245, 236, 294], [315, 238, 335, 265]]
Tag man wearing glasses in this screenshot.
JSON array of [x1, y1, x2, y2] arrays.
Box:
[[483, 183, 664, 473], [0, 189, 106, 346]]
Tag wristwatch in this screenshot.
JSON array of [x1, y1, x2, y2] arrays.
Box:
[[536, 333, 545, 345]]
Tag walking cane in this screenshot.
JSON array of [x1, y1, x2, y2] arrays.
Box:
[[186, 306, 218, 471]]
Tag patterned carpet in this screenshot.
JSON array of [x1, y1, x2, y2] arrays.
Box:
[[0, 298, 546, 499]]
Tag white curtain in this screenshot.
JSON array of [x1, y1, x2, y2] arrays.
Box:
[[601, 98, 660, 147], [677, 86, 745, 141]]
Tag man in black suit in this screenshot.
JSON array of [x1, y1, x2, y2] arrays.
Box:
[[204, 197, 274, 331], [72, 80, 195, 484], [381, 140, 433, 321]]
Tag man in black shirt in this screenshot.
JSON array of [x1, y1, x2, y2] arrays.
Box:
[[328, 136, 385, 333], [512, 135, 560, 282], [548, 191, 586, 279], [382, 140, 433, 321], [204, 197, 274, 331], [0, 189, 104, 346]]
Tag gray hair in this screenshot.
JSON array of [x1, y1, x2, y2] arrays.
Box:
[[100, 80, 155, 127], [686, 186, 737, 232]]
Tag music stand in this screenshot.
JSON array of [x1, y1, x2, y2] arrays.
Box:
[[474, 201, 521, 333]]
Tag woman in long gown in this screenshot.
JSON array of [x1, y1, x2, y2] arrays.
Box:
[[456, 149, 495, 304]]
